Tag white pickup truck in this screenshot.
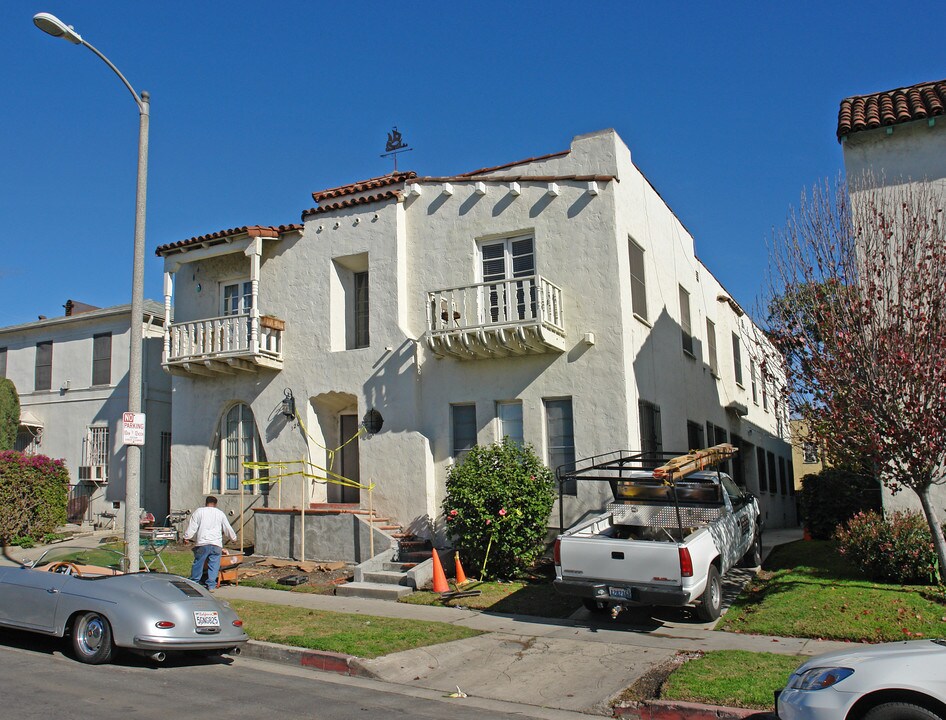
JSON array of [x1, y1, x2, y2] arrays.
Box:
[[553, 445, 761, 621]]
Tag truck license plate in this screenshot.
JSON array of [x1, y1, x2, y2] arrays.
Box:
[[609, 586, 631, 600], [194, 611, 220, 628]]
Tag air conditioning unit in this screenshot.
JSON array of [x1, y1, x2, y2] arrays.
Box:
[[78, 465, 108, 482]]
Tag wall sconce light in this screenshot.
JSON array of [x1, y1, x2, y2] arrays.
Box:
[[281, 388, 296, 421], [362, 408, 384, 435]]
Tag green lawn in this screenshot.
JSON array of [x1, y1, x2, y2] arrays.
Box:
[[229, 599, 481, 658], [718, 540, 946, 642], [660, 650, 798, 709]]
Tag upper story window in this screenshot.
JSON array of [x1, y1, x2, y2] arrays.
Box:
[[638, 400, 662, 458], [222, 280, 253, 316], [686, 420, 704, 451], [480, 235, 535, 324], [451, 403, 477, 463], [679, 286, 693, 356], [750, 359, 758, 404], [496, 400, 523, 447], [0, 347, 6, 378], [92, 333, 112, 386], [705, 319, 718, 377], [732, 332, 743, 386], [628, 239, 647, 320], [35, 341, 52, 391], [803, 442, 819, 465], [353, 271, 369, 349]]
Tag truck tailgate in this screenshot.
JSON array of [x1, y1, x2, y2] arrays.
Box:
[[559, 537, 682, 586]]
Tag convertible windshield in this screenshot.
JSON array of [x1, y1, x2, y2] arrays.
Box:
[[31, 546, 127, 574]]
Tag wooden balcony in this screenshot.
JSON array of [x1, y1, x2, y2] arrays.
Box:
[[425, 275, 566, 360], [163, 313, 284, 376]]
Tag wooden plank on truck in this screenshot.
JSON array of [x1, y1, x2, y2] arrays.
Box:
[[652, 444, 738, 484]]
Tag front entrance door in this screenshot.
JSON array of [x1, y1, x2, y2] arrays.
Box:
[[336, 414, 360, 504]]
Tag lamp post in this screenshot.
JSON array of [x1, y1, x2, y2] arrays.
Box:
[[34, 13, 148, 573]]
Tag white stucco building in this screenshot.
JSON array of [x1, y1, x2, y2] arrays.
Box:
[[837, 78, 946, 516], [157, 129, 794, 551], [0, 300, 172, 527]]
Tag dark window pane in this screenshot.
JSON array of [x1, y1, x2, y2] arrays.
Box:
[[546, 398, 576, 494], [92, 333, 112, 386], [35, 341, 52, 391]]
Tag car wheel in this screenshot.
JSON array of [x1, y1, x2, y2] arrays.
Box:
[[71, 612, 114, 665], [582, 598, 609, 614], [739, 533, 762, 568], [696, 565, 722, 622], [864, 702, 944, 720]]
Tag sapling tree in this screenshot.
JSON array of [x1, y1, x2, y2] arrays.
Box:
[[766, 178, 946, 581]]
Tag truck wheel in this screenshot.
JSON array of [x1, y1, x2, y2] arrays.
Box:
[[582, 598, 609, 614], [696, 565, 722, 622]]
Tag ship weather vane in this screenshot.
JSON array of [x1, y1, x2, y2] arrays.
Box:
[[381, 126, 412, 172]]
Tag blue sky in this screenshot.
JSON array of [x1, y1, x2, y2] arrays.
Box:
[[1, 1, 943, 327]]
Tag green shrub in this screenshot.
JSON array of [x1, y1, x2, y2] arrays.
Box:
[[799, 468, 881, 540], [0, 379, 19, 452], [0, 451, 69, 542], [834, 510, 939, 584], [442, 439, 555, 580]]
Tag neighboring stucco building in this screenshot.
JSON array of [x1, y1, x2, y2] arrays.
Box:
[[837, 78, 946, 516], [157, 129, 795, 554], [0, 300, 172, 527]]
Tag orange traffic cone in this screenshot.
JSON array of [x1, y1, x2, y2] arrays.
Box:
[[431, 550, 449, 593], [454, 552, 468, 585]]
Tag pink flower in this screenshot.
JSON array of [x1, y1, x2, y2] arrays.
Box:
[[498, 508, 507, 516], [486, 519, 492, 525], [449, 509, 458, 517]]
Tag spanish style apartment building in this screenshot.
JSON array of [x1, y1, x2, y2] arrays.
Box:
[[156, 129, 796, 546], [0, 300, 172, 526]]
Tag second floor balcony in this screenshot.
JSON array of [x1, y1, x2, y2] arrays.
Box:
[[163, 313, 284, 376], [425, 275, 566, 360]]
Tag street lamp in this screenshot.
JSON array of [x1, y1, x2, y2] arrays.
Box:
[[34, 12, 149, 573]]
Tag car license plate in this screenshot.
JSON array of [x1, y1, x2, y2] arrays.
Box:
[[609, 586, 630, 600], [194, 611, 220, 628]]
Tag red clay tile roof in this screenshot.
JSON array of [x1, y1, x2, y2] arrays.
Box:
[[311, 172, 416, 202], [407, 174, 614, 185], [838, 78, 946, 140], [155, 224, 302, 256], [301, 190, 400, 219]]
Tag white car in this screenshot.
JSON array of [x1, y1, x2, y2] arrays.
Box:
[[777, 639, 946, 720]]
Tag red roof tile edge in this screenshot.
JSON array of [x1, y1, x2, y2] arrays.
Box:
[[838, 78, 946, 140], [155, 224, 302, 256], [311, 171, 416, 202], [406, 173, 615, 184], [301, 190, 401, 219], [456, 149, 570, 177]]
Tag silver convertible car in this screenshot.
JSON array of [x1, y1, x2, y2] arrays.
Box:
[[0, 545, 248, 664]]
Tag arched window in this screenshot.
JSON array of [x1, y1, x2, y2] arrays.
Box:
[[209, 403, 268, 494]]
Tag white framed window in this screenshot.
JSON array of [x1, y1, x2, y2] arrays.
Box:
[[732, 332, 743, 386], [679, 286, 694, 356], [222, 280, 253, 316], [209, 403, 267, 494], [750, 359, 758, 404], [545, 398, 575, 495], [0, 347, 7, 378], [35, 341, 52, 391], [353, 271, 369, 349], [496, 401, 523, 447], [706, 319, 718, 376], [479, 235, 536, 324], [451, 404, 477, 463], [92, 333, 112, 386], [628, 239, 647, 320], [79, 425, 109, 482]]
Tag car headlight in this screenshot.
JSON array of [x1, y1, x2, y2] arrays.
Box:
[[788, 667, 854, 690]]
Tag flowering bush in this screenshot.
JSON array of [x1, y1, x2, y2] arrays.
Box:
[[834, 510, 940, 584], [442, 438, 555, 579], [0, 451, 69, 542]]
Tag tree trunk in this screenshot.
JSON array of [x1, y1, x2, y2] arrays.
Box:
[[917, 485, 946, 585]]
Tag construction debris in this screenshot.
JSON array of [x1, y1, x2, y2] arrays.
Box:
[[255, 557, 346, 573]]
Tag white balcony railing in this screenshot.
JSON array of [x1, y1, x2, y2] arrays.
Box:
[[426, 275, 566, 359], [164, 313, 283, 374]]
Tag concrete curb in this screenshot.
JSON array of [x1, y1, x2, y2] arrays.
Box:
[[614, 700, 776, 719], [240, 639, 377, 678]]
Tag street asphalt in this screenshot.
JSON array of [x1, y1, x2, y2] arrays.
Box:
[[0, 527, 859, 717]]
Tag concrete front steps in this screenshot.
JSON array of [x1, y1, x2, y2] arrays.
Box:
[[320, 505, 435, 600]]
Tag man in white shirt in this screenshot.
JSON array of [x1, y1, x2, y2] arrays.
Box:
[[183, 496, 237, 591]]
